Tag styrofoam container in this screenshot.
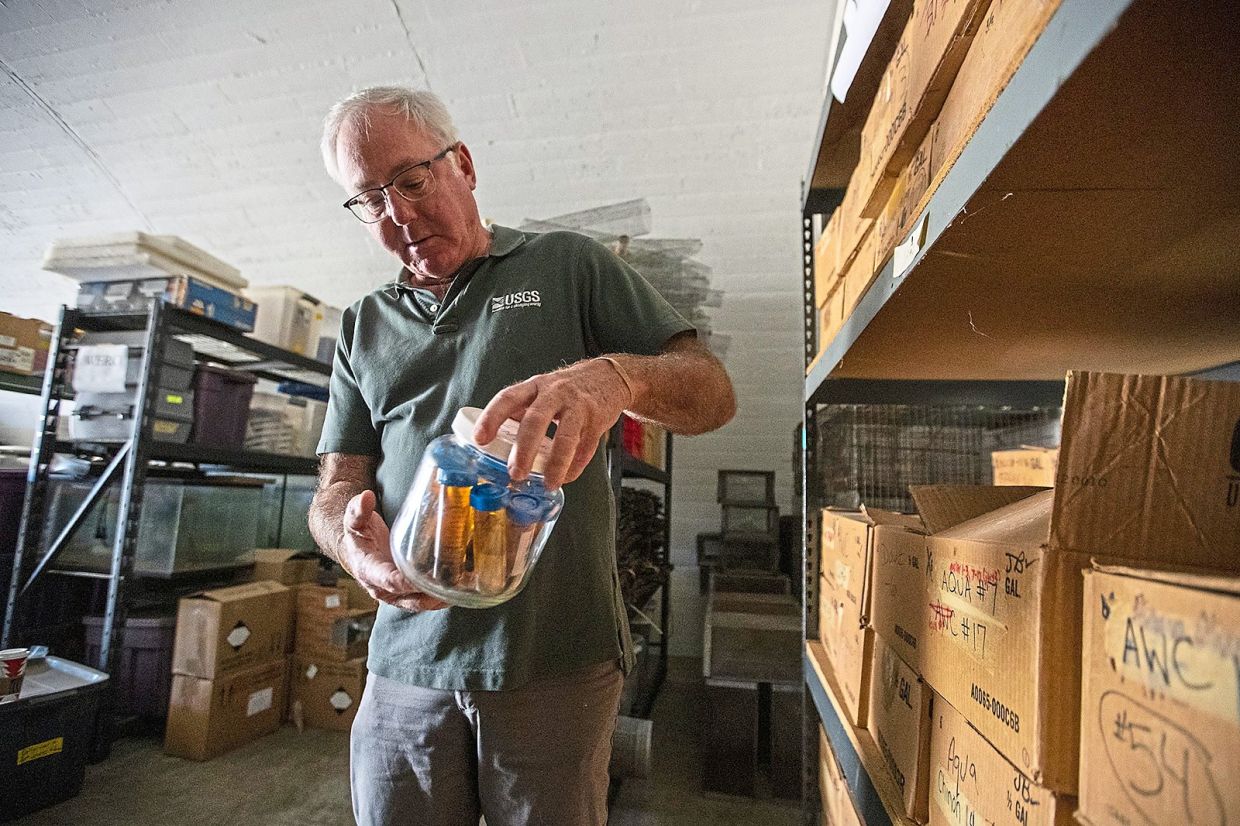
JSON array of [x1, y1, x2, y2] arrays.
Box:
[[244, 286, 322, 355]]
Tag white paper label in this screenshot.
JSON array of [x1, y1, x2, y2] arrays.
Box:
[[324, 594, 341, 609], [73, 344, 129, 393], [893, 213, 930, 279], [0, 335, 15, 347], [329, 689, 354, 712], [0, 346, 34, 373], [226, 624, 251, 649], [305, 664, 318, 680], [246, 687, 273, 717]]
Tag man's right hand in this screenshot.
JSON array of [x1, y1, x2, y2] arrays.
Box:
[[343, 489, 448, 613]]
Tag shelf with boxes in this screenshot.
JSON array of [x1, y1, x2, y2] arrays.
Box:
[[801, 371, 1240, 825], [2, 300, 334, 759], [802, 0, 1240, 398], [798, 2, 1240, 819]]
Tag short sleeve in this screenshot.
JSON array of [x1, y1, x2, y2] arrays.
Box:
[[316, 304, 382, 456], [577, 236, 696, 357]]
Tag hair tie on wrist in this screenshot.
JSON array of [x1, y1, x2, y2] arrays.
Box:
[[598, 356, 636, 407]]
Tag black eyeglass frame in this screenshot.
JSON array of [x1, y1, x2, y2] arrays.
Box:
[[342, 144, 457, 223]]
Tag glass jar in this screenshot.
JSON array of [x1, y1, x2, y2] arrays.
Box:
[[389, 407, 564, 608]]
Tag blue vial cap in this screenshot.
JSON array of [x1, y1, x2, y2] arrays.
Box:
[[438, 468, 476, 487], [506, 493, 544, 527], [470, 483, 505, 512], [431, 439, 477, 475]]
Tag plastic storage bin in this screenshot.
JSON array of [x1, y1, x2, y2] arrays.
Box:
[[190, 364, 256, 448], [75, 330, 195, 390], [244, 391, 296, 454], [390, 407, 564, 608], [0, 655, 108, 821], [44, 477, 266, 577], [69, 388, 194, 443], [82, 613, 176, 718]]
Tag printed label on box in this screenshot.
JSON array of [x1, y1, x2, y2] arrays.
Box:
[[16, 737, 63, 765], [0, 346, 35, 373], [227, 622, 251, 650], [330, 688, 354, 713], [324, 595, 341, 609], [305, 664, 318, 679], [73, 344, 128, 393], [246, 687, 273, 717]]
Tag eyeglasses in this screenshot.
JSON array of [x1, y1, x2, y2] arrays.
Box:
[[342, 145, 456, 223]]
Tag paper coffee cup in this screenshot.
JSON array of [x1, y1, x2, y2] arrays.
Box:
[[0, 648, 29, 703]]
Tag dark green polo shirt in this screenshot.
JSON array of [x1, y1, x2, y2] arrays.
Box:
[[318, 225, 693, 690]]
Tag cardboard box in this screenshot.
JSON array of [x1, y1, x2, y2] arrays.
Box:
[[818, 507, 924, 727], [818, 281, 848, 357], [818, 726, 864, 826], [171, 581, 293, 680], [859, 0, 993, 218], [841, 223, 879, 321], [874, 123, 937, 276], [295, 586, 375, 663], [1050, 371, 1240, 569], [1078, 564, 1240, 826], [290, 655, 367, 732], [928, 692, 1076, 826], [0, 313, 52, 377], [990, 447, 1058, 487], [814, 210, 846, 306], [867, 637, 931, 822], [250, 548, 320, 586], [931, 0, 1062, 189], [165, 658, 289, 761]]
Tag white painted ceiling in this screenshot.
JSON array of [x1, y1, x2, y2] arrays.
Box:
[[1, 0, 834, 648]]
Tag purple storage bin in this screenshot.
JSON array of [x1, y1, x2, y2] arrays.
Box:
[[0, 469, 25, 556], [190, 364, 256, 448], [83, 613, 176, 718]]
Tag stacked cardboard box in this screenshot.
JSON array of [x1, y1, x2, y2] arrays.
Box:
[[818, 726, 864, 826], [817, 507, 926, 727], [249, 548, 321, 586], [165, 581, 293, 760], [990, 446, 1057, 486], [289, 581, 376, 732], [1077, 565, 1240, 826], [859, 371, 1240, 806]]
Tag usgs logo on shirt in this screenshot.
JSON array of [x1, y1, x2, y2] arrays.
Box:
[[491, 290, 541, 313]]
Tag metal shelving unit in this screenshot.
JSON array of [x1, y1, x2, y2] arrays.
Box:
[[1, 302, 330, 751], [797, 0, 1240, 823], [607, 421, 673, 719]]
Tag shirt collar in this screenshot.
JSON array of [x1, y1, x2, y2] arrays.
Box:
[[383, 224, 526, 296]]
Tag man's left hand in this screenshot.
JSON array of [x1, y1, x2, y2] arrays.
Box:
[[474, 358, 633, 490]]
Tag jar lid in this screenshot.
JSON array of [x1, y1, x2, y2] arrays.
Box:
[[469, 483, 505, 512], [452, 407, 554, 475]]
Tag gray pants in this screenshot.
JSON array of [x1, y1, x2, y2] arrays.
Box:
[[350, 660, 624, 826]]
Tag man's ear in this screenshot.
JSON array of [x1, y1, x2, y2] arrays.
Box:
[[452, 142, 479, 191]]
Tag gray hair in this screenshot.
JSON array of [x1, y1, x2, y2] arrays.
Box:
[[320, 86, 459, 182]]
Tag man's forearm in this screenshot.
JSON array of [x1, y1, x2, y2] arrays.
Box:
[[607, 336, 736, 435], [309, 481, 366, 564]]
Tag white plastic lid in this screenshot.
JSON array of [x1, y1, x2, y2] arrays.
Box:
[[452, 407, 555, 475]]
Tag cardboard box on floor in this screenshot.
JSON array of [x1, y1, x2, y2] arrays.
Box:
[[928, 692, 1076, 826], [250, 548, 320, 586], [165, 658, 289, 761], [818, 507, 924, 727], [990, 446, 1058, 487], [1078, 564, 1240, 826], [858, 0, 994, 218], [295, 584, 376, 662], [908, 371, 1240, 794], [867, 636, 931, 822], [171, 581, 293, 680], [290, 655, 367, 733]]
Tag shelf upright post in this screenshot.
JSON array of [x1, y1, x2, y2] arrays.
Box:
[[3, 306, 80, 647], [653, 430, 672, 709], [800, 210, 823, 824]]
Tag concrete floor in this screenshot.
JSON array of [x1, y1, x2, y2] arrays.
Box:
[[19, 658, 801, 825]]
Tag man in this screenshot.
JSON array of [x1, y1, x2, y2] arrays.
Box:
[[308, 86, 736, 826]]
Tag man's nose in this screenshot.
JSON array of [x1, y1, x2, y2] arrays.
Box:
[[386, 192, 419, 226]]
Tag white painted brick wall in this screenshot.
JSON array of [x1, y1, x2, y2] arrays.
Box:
[[0, 0, 833, 657]]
